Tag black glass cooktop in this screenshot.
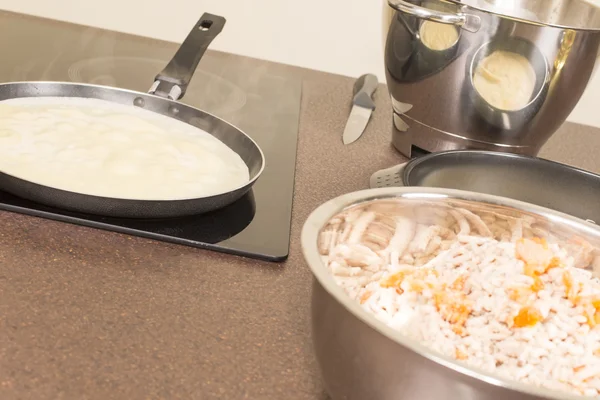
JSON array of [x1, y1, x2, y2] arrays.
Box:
[[0, 11, 301, 262]]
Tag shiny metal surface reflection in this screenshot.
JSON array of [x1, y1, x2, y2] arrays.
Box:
[[302, 187, 600, 400], [382, 0, 600, 157]]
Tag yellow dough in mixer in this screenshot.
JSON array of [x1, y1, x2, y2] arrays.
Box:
[[473, 50, 537, 111], [419, 20, 459, 51]]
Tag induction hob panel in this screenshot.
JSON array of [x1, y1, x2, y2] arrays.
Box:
[[0, 11, 301, 262]]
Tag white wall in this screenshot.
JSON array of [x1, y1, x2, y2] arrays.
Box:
[[1, 0, 599, 128]]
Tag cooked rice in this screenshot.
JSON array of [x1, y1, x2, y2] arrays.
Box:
[[319, 200, 600, 397]]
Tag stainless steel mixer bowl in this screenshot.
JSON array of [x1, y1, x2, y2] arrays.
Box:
[[301, 187, 600, 400], [383, 0, 600, 157]]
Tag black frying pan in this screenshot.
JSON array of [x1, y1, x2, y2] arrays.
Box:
[[0, 13, 265, 219]]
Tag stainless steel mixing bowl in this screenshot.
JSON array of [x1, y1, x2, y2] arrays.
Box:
[[382, 0, 600, 157], [301, 187, 600, 400]]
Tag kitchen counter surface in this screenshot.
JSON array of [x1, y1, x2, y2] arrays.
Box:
[[2, 27, 600, 400]]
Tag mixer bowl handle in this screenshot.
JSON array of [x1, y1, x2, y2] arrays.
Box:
[[387, 0, 481, 32]]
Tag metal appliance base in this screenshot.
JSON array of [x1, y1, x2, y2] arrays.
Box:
[[391, 112, 541, 158]]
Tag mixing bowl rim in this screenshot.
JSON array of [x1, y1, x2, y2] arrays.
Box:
[[449, 0, 600, 32], [301, 186, 600, 400]]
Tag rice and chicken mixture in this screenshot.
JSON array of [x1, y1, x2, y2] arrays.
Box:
[[318, 199, 600, 397]]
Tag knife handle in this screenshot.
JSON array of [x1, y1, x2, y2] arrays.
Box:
[[353, 73, 378, 110]]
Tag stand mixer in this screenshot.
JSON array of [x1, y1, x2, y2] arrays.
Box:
[[382, 0, 600, 157]]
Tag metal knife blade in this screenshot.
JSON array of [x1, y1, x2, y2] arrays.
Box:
[[342, 73, 378, 145], [343, 105, 373, 145]]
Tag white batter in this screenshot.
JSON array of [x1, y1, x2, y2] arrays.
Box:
[[419, 20, 459, 51], [0, 97, 250, 200], [472, 50, 536, 111]]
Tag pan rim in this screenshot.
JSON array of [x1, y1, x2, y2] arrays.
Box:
[[402, 149, 600, 186], [0, 80, 266, 203]]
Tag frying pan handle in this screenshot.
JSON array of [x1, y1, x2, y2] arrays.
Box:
[[148, 13, 226, 101]]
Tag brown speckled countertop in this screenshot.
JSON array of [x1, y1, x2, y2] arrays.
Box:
[[2, 39, 600, 400]]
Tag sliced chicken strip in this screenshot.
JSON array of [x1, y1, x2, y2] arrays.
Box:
[[440, 239, 453, 251], [488, 220, 511, 240], [401, 254, 415, 264], [469, 207, 531, 225], [338, 208, 364, 241], [438, 226, 456, 240], [445, 214, 456, 229], [449, 209, 471, 235], [382, 216, 417, 264], [500, 232, 511, 242], [330, 262, 365, 277], [347, 211, 376, 244], [343, 208, 364, 223], [565, 236, 597, 269], [457, 207, 493, 237], [490, 225, 510, 242], [414, 206, 451, 227], [362, 214, 397, 252], [332, 243, 383, 270], [408, 224, 427, 252], [340, 219, 354, 243], [318, 228, 337, 255], [415, 256, 435, 267], [509, 219, 523, 243], [481, 213, 496, 225], [326, 215, 344, 226], [424, 235, 443, 257], [410, 225, 442, 253]]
